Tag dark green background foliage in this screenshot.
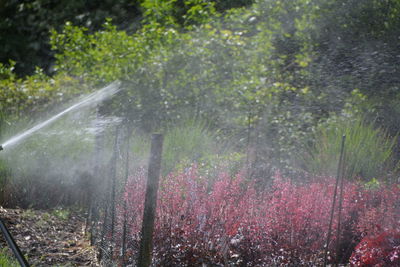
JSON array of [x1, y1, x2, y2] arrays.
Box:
[[0, 0, 143, 75], [0, 0, 253, 76]]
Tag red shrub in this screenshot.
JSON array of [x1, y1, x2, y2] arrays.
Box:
[[356, 185, 400, 237], [350, 231, 400, 266], [116, 165, 400, 266]]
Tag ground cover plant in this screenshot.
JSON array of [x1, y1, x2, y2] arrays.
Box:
[[0, 248, 19, 267], [112, 164, 400, 266]]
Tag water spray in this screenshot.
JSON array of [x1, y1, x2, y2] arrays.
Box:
[[1, 81, 121, 150], [0, 82, 121, 267]]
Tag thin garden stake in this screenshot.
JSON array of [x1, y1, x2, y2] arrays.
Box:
[[323, 135, 346, 267], [138, 133, 164, 267], [110, 127, 120, 255], [89, 108, 106, 245], [122, 126, 131, 266], [0, 218, 30, 267], [245, 110, 252, 179], [110, 128, 119, 238], [336, 149, 347, 263], [98, 126, 119, 262]]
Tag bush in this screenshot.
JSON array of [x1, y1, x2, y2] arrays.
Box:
[[303, 116, 398, 181], [162, 119, 219, 174], [115, 165, 399, 265], [350, 232, 400, 266]]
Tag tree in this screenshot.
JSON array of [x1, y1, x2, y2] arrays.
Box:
[[0, 0, 141, 76]]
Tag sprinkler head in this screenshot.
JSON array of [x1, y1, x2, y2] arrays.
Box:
[[0, 145, 3, 151]]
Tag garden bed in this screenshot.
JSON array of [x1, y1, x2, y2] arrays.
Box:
[[0, 207, 97, 266]]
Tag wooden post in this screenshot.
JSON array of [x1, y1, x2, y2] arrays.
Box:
[[138, 133, 163, 267]]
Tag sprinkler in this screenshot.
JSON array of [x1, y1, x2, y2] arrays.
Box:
[[0, 146, 30, 267]]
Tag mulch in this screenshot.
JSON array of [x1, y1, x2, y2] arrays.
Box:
[[0, 206, 98, 266]]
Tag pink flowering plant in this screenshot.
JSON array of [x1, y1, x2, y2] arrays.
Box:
[[115, 164, 399, 266]]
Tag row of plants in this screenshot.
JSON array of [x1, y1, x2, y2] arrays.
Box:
[[112, 164, 399, 266], [0, 108, 397, 208]]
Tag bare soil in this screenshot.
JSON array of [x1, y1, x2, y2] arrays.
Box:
[[0, 206, 98, 266]]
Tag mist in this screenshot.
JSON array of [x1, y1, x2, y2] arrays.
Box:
[[0, 0, 399, 266]]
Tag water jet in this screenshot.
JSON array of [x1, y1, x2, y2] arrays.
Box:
[[0, 82, 122, 267], [0, 81, 121, 150]]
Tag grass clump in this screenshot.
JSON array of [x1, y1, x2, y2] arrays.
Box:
[[303, 116, 398, 181], [51, 208, 70, 221], [162, 119, 218, 175], [0, 248, 19, 267]]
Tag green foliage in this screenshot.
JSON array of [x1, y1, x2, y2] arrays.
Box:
[[51, 208, 70, 220], [30, 0, 400, 176], [303, 116, 398, 181], [162, 118, 218, 174], [0, 59, 86, 124], [0, 249, 19, 267], [197, 151, 246, 179], [0, 0, 252, 76], [140, 0, 218, 28], [0, 0, 141, 75], [364, 177, 380, 190], [50, 19, 180, 86]]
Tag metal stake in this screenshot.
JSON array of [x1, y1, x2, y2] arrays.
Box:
[[323, 135, 346, 267], [0, 145, 30, 267], [0, 218, 30, 267]]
